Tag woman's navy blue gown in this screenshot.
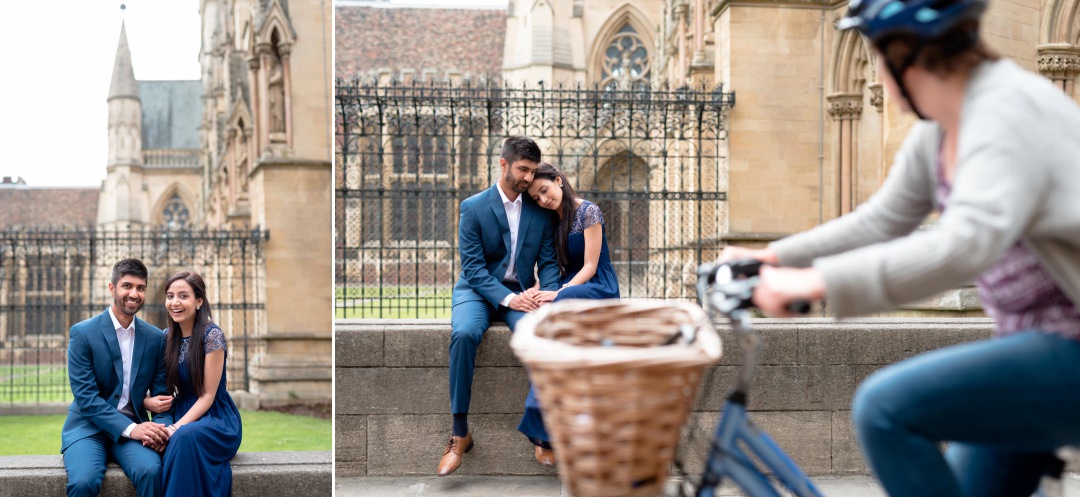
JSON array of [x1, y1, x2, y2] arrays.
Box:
[[162, 324, 243, 497], [518, 200, 621, 445]]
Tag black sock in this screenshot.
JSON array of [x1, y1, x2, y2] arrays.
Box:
[[527, 436, 553, 450], [452, 413, 468, 437]]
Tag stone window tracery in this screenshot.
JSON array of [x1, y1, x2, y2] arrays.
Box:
[[601, 24, 651, 90], [162, 193, 191, 230]]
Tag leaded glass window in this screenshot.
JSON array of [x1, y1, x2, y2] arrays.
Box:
[[601, 23, 650, 90], [162, 193, 191, 230]]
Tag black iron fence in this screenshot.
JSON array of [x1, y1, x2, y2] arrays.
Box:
[[0, 227, 267, 404], [336, 79, 734, 318]]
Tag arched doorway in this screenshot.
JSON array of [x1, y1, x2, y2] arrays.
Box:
[[588, 155, 650, 296]]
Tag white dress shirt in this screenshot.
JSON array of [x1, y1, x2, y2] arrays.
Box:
[[108, 307, 139, 438], [497, 182, 523, 307]]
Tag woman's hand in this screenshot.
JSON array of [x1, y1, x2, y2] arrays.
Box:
[[535, 290, 559, 303], [753, 265, 826, 317], [718, 245, 779, 265], [143, 394, 173, 414]]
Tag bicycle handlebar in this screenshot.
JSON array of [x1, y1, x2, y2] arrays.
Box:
[[697, 259, 811, 318], [695, 259, 811, 405]]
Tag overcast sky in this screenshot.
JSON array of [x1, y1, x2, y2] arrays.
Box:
[[0, 0, 507, 188], [0, 1, 201, 187]]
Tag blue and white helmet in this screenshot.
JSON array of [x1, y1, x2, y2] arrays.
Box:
[[837, 0, 987, 43]]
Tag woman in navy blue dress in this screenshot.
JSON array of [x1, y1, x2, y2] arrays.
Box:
[[158, 271, 242, 496], [517, 162, 621, 464]]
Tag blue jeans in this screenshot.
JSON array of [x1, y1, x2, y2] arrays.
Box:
[[852, 330, 1080, 497]]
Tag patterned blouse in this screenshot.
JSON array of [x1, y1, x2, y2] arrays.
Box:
[[936, 160, 1080, 340]]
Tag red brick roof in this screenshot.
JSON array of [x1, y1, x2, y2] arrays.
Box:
[[0, 188, 100, 229], [335, 6, 506, 81]]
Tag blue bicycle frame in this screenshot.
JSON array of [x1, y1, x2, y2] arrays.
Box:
[[691, 261, 825, 497], [695, 396, 825, 497]]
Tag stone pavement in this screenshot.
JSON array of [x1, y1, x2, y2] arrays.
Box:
[[337, 475, 886, 496], [338, 474, 1080, 496]]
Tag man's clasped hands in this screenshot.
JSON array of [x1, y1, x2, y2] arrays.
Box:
[[130, 393, 176, 452]]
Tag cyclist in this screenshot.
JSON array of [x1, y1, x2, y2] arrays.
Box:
[[720, 0, 1080, 494]]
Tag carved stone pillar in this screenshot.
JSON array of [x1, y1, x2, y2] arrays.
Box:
[[242, 127, 253, 194], [280, 43, 294, 150], [228, 128, 238, 204], [247, 55, 260, 150], [693, 0, 706, 64], [675, 1, 688, 83], [256, 43, 272, 154], [827, 93, 863, 217], [1037, 44, 1080, 96], [667, 46, 678, 83]]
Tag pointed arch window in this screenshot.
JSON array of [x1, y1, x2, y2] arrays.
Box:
[[601, 23, 651, 90], [162, 193, 191, 230]]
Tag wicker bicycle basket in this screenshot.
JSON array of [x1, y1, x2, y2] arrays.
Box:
[[511, 299, 722, 497]]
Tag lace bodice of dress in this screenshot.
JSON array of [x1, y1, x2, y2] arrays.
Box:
[[173, 324, 227, 363], [569, 201, 603, 234]]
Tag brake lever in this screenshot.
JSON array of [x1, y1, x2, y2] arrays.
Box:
[[698, 259, 812, 317]]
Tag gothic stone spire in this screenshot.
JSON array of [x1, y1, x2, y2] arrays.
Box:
[[108, 21, 139, 101]]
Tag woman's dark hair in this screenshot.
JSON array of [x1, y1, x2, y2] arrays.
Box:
[[163, 271, 214, 397], [879, 21, 999, 77], [534, 163, 579, 274]]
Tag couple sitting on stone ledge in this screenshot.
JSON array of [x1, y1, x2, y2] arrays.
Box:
[[438, 136, 620, 476], [62, 258, 242, 497]]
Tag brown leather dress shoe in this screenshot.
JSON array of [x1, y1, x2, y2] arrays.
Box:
[[436, 433, 473, 476], [534, 445, 556, 467]]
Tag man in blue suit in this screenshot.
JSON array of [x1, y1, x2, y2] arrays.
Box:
[[437, 136, 562, 476], [62, 258, 174, 497]]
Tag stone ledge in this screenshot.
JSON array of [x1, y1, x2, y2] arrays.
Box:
[[335, 318, 998, 477], [0, 451, 331, 497]]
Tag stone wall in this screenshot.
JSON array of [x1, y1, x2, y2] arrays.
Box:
[[0, 451, 331, 497], [334, 318, 995, 477], [247, 162, 333, 406]]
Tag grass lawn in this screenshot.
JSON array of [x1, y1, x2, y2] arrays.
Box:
[[0, 365, 72, 404], [0, 410, 330, 455], [335, 298, 451, 319], [335, 285, 451, 299], [335, 286, 452, 319]]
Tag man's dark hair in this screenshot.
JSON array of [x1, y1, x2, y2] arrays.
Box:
[[500, 136, 541, 165], [111, 258, 148, 285]]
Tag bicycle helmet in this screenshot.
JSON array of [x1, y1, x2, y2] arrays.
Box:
[[837, 0, 987, 119], [838, 0, 987, 43]]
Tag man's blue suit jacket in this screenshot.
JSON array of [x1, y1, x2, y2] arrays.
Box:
[[61, 309, 173, 453], [452, 184, 561, 308]]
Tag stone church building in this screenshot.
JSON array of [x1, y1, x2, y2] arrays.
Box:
[[336, 0, 1080, 313], [97, 22, 203, 231], [1, 0, 332, 405]]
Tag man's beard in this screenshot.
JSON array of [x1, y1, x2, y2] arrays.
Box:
[[115, 296, 143, 316], [505, 172, 528, 193]]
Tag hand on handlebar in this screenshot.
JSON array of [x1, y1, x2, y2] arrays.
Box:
[[718, 245, 779, 265], [753, 266, 826, 317]]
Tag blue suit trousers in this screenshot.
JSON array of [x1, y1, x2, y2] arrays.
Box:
[[63, 431, 163, 497], [449, 288, 526, 416]]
